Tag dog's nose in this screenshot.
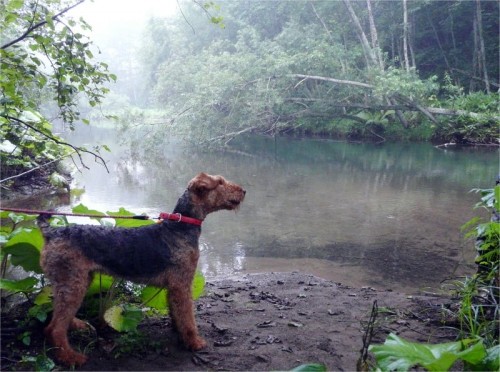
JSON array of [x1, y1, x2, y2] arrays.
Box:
[[242, 189, 246, 195]]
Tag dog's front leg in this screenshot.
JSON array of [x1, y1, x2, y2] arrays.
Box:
[[167, 282, 207, 350]]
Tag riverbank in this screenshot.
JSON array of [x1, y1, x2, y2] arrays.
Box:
[[1, 272, 459, 371]]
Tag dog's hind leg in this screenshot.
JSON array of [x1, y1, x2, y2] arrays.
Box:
[[42, 246, 93, 366]]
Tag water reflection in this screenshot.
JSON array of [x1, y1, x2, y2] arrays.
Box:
[[64, 130, 498, 293]]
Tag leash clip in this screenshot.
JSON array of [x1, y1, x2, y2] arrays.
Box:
[[173, 213, 183, 222]]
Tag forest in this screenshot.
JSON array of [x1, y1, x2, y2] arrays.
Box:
[[134, 0, 499, 144], [1, 0, 499, 186], [130, 0, 499, 147]]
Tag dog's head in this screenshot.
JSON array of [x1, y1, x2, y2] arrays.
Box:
[[187, 173, 246, 214]]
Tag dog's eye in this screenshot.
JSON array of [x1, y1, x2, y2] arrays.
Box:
[[218, 179, 224, 185]]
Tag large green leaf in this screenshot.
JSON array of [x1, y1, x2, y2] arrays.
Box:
[[72, 203, 106, 222], [104, 304, 143, 332], [2, 228, 43, 273], [107, 208, 154, 228], [34, 286, 52, 305], [141, 271, 205, 312], [470, 345, 499, 371], [141, 286, 167, 311], [86, 273, 115, 296], [0, 277, 38, 292], [369, 333, 486, 372], [192, 271, 206, 299]]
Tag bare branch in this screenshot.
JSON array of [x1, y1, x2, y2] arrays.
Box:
[[310, 2, 332, 39], [177, 0, 196, 34], [4, 116, 109, 172], [289, 74, 374, 89]]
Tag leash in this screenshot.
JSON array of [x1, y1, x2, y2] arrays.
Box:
[[0, 207, 203, 226]]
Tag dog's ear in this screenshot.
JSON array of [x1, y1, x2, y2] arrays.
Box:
[[188, 173, 218, 194]]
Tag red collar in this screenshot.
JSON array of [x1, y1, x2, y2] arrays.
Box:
[[159, 212, 203, 226]]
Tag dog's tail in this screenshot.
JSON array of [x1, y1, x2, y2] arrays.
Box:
[[36, 213, 53, 236]]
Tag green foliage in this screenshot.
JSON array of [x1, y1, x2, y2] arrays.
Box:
[[456, 186, 500, 347], [110, 330, 164, 360], [434, 80, 499, 144], [140, 271, 206, 313], [86, 273, 114, 296], [369, 333, 488, 372], [20, 353, 56, 371], [0, 277, 38, 292], [374, 68, 438, 102], [130, 0, 498, 148], [1, 0, 115, 183]]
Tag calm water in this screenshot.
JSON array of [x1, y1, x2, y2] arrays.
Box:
[[57, 131, 499, 293]]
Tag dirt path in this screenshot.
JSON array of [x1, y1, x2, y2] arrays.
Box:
[[1, 272, 458, 371], [71, 272, 456, 371]]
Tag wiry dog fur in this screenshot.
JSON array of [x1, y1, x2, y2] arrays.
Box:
[[39, 173, 246, 366]]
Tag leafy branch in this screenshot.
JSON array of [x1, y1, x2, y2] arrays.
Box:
[[1, 0, 86, 50], [4, 115, 109, 172]]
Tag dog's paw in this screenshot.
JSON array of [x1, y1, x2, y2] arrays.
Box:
[[189, 336, 207, 351], [56, 349, 88, 367]]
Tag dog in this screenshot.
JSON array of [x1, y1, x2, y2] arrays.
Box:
[[38, 172, 246, 366]]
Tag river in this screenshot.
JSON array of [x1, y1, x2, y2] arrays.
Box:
[[47, 129, 500, 293]]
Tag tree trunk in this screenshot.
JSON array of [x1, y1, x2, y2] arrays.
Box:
[[471, 17, 479, 91], [475, 0, 490, 93], [402, 0, 410, 72], [342, 0, 378, 68], [310, 2, 332, 39], [391, 31, 395, 63], [366, 0, 384, 70], [449, 7, 458, 67], [409, 13, 416, 69], [426, 8, 451, 71]]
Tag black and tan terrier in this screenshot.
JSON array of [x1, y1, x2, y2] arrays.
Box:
[[38, 173, 246, 366]]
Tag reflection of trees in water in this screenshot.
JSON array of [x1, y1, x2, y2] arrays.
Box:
[[242, 236, 460, 288]]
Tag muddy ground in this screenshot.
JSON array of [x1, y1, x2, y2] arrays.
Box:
[[1, 272, 459, 371]]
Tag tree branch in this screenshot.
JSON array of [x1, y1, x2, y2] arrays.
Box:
[[5, 116, 109, 172], [1, 0, 86, 49], [202, 126, 259, 145], [310, 2, 332, 39], [392, 93, 438, 124], [289, 74, 374, 89]]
